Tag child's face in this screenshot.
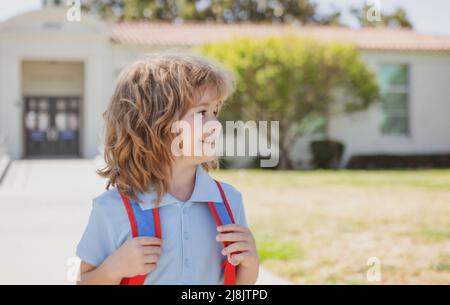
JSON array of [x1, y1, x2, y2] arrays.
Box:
[[172, 89, 222, 165]]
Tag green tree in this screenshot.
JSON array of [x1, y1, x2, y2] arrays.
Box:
[[197, 35, 379, 169], [351, 5, 413, 29], [81, 0, 342, 24]]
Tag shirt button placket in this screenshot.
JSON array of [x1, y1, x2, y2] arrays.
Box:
[[181, 204, 191, 283]]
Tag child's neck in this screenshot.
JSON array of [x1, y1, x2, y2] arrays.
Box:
[[168, 161, 197, 202]]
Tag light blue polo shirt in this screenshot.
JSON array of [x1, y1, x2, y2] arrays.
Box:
[[76, 164, 248, 285]]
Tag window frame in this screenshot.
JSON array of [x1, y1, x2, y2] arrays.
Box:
[[377, 63, 411, 137]]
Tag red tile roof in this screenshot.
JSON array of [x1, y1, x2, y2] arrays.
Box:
[[111, 22, 450, 52]]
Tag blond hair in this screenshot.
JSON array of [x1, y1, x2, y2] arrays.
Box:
[[97, 52, 235, 205]]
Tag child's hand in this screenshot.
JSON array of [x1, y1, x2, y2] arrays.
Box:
[[101, 236, 163, 280], [216, 224, 258, 268]]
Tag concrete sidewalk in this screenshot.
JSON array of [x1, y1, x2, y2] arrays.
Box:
[[0, 159, 291, 285], [255, 267, 292, 285]]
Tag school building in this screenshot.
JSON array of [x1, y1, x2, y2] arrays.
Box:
[[1, 4, 450, 168]]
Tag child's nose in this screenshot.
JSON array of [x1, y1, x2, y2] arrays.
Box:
[[202, 118, 222, 137], [204, 112, 218, 122]]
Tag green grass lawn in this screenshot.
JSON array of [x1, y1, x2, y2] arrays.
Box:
[[214, 169, 450, 284]]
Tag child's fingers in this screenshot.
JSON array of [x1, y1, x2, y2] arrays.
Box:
[[217, 224, 248, 233], [143, 254, 160, 264], [216, 232, 248, 243], [135, 236, 163, 246], [139, 263, 156, 275], [141, 245, 162, 255], [221, 241, 249, 256], [227, 253, 239, 266], [229, 252, 248, 265]]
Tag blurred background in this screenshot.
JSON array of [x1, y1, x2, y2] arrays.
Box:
[[0, 0, 449, 284]]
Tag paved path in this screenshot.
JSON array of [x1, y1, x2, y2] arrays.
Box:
[[0, 159, 291, 284]]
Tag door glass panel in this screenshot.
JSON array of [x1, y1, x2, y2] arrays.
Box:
[[25, 97, 80, 156]]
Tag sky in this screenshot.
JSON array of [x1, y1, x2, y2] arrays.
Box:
[[312, 0, 450, 36], [0, 0, 450, 36]]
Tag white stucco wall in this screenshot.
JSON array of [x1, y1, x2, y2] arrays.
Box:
[[289, 50, 450, 168], [329, 50, 450, 166], [0, 9, 194, 160], [1, 8, 450, 166], [0, 8, 113, 159]]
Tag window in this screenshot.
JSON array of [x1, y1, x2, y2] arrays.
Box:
[[378, 64, 409, 135]]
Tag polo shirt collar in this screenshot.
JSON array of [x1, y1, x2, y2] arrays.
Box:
[[136, 164, 222, 210]]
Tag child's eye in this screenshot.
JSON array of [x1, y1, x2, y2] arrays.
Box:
[[197, 110, 207, 116], [213, 111, 218, 117]]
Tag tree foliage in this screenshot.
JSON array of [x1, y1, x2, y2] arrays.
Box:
[[81, 0, 341, 24], [351, 5, 413, 29], [197, 35, 379, 168]]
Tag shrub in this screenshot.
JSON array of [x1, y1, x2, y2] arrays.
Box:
[[310, 140, 345, 169]]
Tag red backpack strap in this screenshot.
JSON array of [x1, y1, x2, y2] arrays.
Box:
[[208, 180, 236, 285], [120, 192, 139, 237], [119, 191, 161, 285]]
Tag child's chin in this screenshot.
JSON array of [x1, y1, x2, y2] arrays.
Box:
[[193, 154, 216, 164]]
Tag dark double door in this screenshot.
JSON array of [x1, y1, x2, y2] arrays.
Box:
[[24, 96, 81, 157]]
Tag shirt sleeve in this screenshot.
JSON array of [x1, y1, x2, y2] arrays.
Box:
[[235, 192, 248, 228], [76, 199, 118, 267]]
